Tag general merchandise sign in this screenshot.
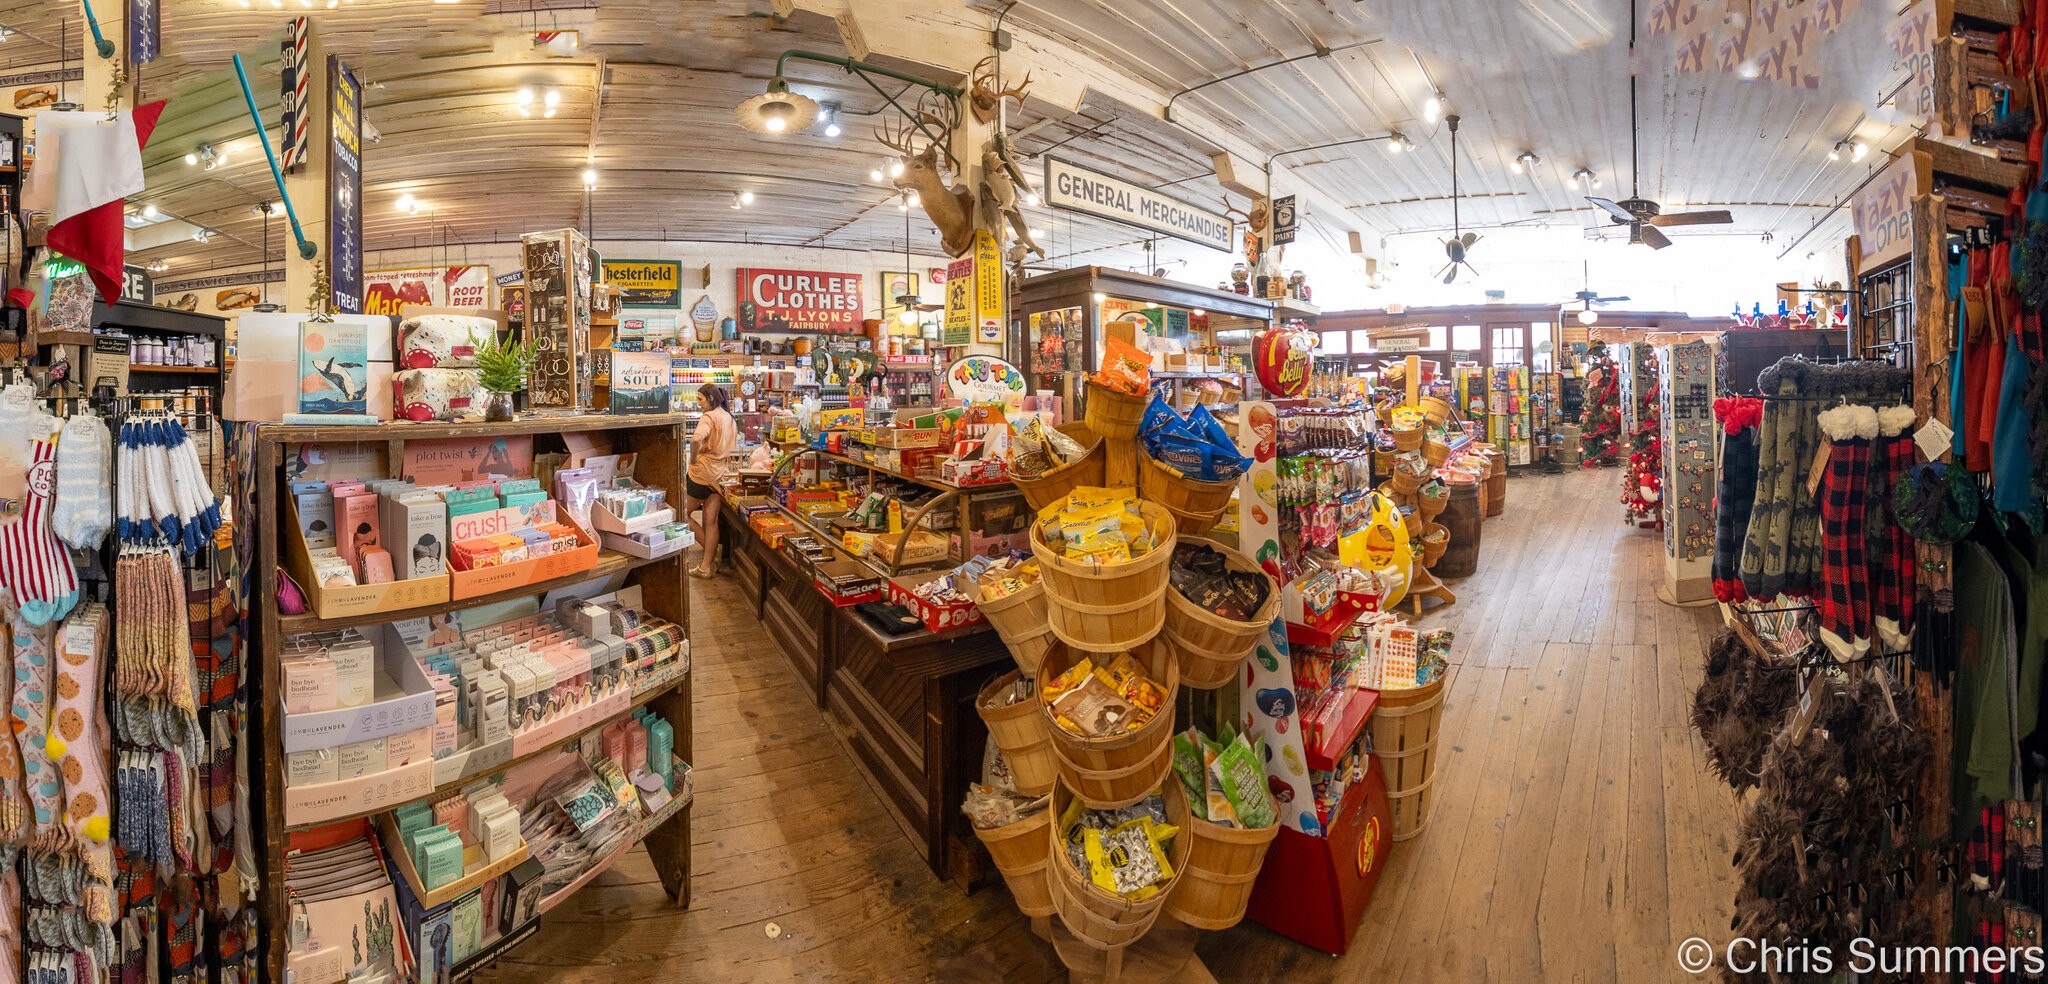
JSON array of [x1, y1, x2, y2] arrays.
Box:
[[735, 268, 863, 333], [1043, 157, 1233, 251]]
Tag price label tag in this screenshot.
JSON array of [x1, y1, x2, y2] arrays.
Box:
[[1914, 418, 1954, 463]]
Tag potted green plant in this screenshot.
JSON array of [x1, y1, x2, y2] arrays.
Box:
[[471, 330, 538, 422]]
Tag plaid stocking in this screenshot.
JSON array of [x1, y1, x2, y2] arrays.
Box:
[[1817, 405, 1877, 659], [1874, 406, 1919, 650]]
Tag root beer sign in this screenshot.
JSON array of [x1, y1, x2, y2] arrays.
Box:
[[735, 268, 863, 334]]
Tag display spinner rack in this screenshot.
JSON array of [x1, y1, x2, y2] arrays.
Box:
[[243, 415, 694, 983]]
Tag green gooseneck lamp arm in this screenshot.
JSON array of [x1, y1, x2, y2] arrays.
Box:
[[773, 49, 963, 169], [231, 53, 318, 260]]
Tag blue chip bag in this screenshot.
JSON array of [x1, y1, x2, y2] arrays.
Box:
[[1152, 433, 1217, 479], [1140, 394, 1192, 440], [1186, 404, 1237, 451]]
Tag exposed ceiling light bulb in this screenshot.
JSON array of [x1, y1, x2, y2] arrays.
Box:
[[888, 159, 905, 178], [1570, 167, 1597, 188], [1024, 192, 1042, 206], [517, 88, 534, 105], [141, 203, 160, 220], [1512, 151, 1539, 174], [1385, 132, 1405, 154], [1029, 228, 1046, 238], [1577, 308, 1598, 326], [869, 167, 885, 182], [543, 89, 560, 107], [740, 190, 755, 204], [395, 193, 414, 210], [1851, 140, 1869, 162], [824, 121, 842, 137], [1092, 292, 1107, 303], [763, 115, 786, 133], [543, 107, 557, 118], [1828, 141, 1845, 161], [184, 151, 198, 166], [906, 192, 921, 208], [897, 308, 918, 326], [1423, 92, 1443, 123], [582, 168, 597, 189], [897, 200, 909, 212]]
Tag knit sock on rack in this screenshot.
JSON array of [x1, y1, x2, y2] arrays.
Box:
[[1873, 406, 1918, 649], [1711, 397, 1763, 603], [48, 605, 111, 910], [7, 609, 66, 843], [0, 627, 25, 843], [50, 416, 110, 552], [1816, 405, 1877, 660], [0, 441, 79, 626]]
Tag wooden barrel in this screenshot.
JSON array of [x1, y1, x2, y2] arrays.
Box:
[[972, 806, 1056, 917], [1015, 437, 1107, 512], [1434, 483, 1482, 578], [1485, 470, 1507, 517], [1162, 816, 1279, 930], [1047, 777, 1192, 950], [1032, 501, 1176, 654], [1160, 537, 1280, 690], [1371, 675, 1446, 841], [1136, 455, 1235, 535], [1037, 640, 1180, 808], [976, 579, 1056, 676], [1084, 380, 1149, 442], [978, 670, 1058, 796]]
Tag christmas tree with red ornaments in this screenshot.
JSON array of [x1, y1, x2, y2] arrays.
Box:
[[1620, 348, 1661, 525], [1578, 342, 1621, 468]]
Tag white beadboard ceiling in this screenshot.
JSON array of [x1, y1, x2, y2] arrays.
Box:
[[3, 0, 1906, 302]]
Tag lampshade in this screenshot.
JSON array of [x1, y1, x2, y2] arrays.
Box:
[[735, 77, 819, 135]]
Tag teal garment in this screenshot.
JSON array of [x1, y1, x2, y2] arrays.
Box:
[[1993, 333, 2037, 515], [1986, 534, 2046, 748], [1952, 253, 1970, 458], [1954, 541, 2021, 809]]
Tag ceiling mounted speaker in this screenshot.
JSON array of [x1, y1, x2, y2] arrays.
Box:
[[735, 77, 819, 135]]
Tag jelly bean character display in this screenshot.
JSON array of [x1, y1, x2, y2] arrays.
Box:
[[1255, 687, 1295, 719]]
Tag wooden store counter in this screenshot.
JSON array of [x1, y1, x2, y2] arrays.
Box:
[[717, 498, 1012, 885]]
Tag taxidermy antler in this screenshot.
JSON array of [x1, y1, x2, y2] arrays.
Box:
[[969, 56, 1033, 124], [982, 136, 1043, 259], [875, 103, 977, 258]]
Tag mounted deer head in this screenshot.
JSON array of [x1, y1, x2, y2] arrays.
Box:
[[969, 56, 1032, 124], [875, 113, 977, 258]]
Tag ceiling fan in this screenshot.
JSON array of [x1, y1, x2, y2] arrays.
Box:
[[1437, 115, 1480, 284], [1564, 260, 1628, 324], [1586, 40, 1732, 248], [891, 193, 944, 325]]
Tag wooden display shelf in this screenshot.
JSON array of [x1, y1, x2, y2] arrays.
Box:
[[536, 772, 694, 916], [251, 415, 694, 984], [284, 679, 682, 833], [276, 549, 655, 634], [375, 811, 532, 911], [128, 364, 221, 375]]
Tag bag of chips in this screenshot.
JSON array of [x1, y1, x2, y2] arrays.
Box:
[[1091, 335, 1152, 395], [1216, 733, 1278, 829]]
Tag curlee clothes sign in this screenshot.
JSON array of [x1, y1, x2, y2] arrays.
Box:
[[363, 266, 493, 316], [602, 259, 682, 307], [1043, 157, 1234, 251], [735, 268, 863, 334]]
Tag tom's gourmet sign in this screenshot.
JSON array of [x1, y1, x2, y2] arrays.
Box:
[[736, 268, 865, 334]]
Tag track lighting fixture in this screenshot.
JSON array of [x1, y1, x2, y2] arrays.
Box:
[[1512, 151, 1539, 174], [192, 228, 214, 243], [1568, 167, 1598, 189], [731, 192, 746, 209], [819, 103, 842, 137], [1384, 131, 1412, 154], [1423, 91, 1445, 123]]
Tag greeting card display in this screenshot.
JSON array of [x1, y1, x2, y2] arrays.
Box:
[[299, 319, 371, 415]]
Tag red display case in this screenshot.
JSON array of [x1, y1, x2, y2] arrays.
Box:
[[1244, 754, 1393, 954]]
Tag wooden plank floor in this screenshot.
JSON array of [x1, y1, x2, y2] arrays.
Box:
[[477, 467, 1735, 983]]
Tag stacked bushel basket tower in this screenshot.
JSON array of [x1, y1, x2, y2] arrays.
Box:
[[974, 381, 1284, 982]]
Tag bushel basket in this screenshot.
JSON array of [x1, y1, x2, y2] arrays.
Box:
[[1083, 380, 1149, 442], [973, 807, 1056, 918], [1163, 814, 1278, 930], [1046, 777, 1192, 951], [1370, 673, 1447, 841], [1031, 500, 1177, 654], [1160, 536, 1280, 690], [978, 670, 1058, 796], [1036, 639, 1180, 809], [976, 578, 1055, 676], [1136, 454, 1235, 535], [1014, 425, 1107, 513]]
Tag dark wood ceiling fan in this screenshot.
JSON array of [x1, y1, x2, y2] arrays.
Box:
[[1587, 10, 1732, 249], [1437, 114, 1480, 283]]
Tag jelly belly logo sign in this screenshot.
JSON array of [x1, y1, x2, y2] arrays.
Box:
[[1254, 327, 1312, 397], [364, 266, 493, 316], [735, 268, 863, 334], [1357, 816, 1381, 877]]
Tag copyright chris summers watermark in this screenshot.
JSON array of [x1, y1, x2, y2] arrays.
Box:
[[1676, 937, 2048, 976]]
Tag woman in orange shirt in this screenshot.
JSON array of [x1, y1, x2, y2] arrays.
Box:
[[686, 383, 737, 578]]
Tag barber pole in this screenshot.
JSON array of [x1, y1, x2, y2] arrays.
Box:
[[279, 17, 309, 173]]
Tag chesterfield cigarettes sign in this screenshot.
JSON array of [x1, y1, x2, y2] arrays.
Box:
[[1044, 157, 1234, 252]]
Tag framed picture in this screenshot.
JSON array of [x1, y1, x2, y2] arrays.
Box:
[[879, 270, 920, 324]]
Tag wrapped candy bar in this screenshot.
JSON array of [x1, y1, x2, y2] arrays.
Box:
[[1167, 542, 1271, 621], [1057, 793, 1180, 900], [1009, 416, 1088, 479], [1041, 650, 1166, 737]]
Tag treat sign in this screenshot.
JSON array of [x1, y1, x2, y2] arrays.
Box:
[[1254, 327, 1312, 397], [944, 355, 1026, 404]]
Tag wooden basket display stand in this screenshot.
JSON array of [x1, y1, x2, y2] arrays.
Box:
[[1135, 455, 1234, 535], [1421, 438, 1452, 467], [1416, 483, 1449, 522], [1164, 812, 1280, 931], [1387, 425, 1424, 452], [1016, 424, 1108, 512], [978, 670, 1058, 796], [973, 805, 1056, 918], [1084, 380, 1150, 442], [1370, 673, 1448, 840], [1420, 522, 1450, 567], [977, 578, 1056, 676], [1031, 500, 1176, 654], [1160, 536, 1281, 690], [1386, 465, 1423, 495], [1047, 777, 1193, 963], [1036, 640, 1180, 809]]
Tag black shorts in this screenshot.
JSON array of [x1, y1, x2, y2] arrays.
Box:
[[686, 477, 716, 500]]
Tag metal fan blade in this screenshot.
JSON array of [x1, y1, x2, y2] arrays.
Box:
[[1438, 263, 1457, 284], [1460, 232, 1479, 247], [1639, 224, 1672, 249], [1587, 197, 1635, 223], [1648, 210, 1732, 227], [1596, 295, 1630, 303]]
